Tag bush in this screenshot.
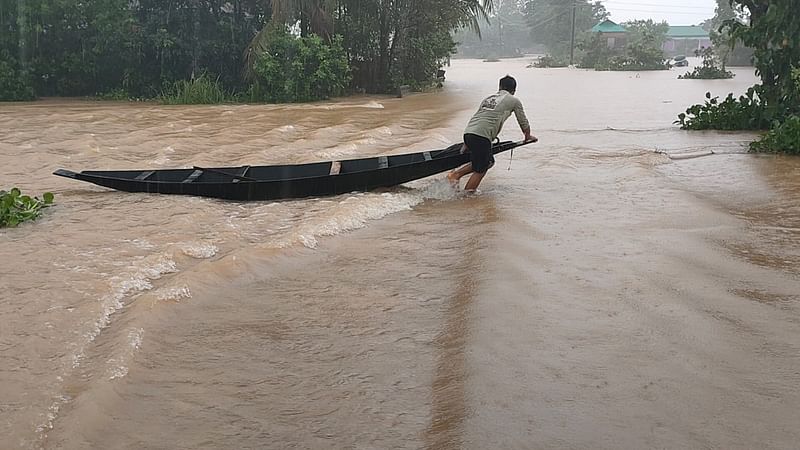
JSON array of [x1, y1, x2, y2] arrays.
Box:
[[251, 27, 350, 103], [679, 47, 734, 80], [678, 1, 800, 154], [1, 188, 54, 228], [612, 21, 669, 71], [608, 39, 668, 71], [677, 87, 800, 154], [0, 53, 35, 101], [160, 74, 230, 104], [608, 55, 668, 71], [750, 115, 800, 154], [528, 55, 568, 68], [677, 69, 800, 154], [578, 34, 618, 69], [676, 88, 769, 131], [580, 22, 668, 71], [94, 88, 130, 101]]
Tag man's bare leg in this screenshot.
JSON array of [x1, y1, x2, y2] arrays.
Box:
[[464, 171, 486, 192], [447, 163, 474, 186]]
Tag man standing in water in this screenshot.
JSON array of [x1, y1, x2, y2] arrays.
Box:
[[447, 75, 536, 191]]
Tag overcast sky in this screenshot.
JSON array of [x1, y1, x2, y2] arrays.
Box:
[[601, 0, 717, 26]]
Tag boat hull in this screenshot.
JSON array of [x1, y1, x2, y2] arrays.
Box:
[[54, 141, 527, 201]]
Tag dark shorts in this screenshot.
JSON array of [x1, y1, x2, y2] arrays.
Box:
[[463, 133, 494, 174]]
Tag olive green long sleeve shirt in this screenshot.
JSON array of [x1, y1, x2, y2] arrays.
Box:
[[463, 90, 530, 141]]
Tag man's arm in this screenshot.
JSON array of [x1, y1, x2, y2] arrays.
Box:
[[513, 99, 537, 142]]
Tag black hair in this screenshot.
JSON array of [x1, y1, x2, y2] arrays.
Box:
[[499, 75, 516, 93]]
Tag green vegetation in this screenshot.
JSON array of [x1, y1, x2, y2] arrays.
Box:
[[578, 34, 616, 70], [676, 89, 766, 130], [612, 20, 669, 71], [93, 88, 133, 101], [679, 1, 800, 154], [751, 115, 800, 154], [707, 0, 753, 66], [248, 28, 350, 103], [581, 19, 669, 71], [1, 0, 486, 102], [160, 74, 231, 105], [0, 52, 35, 101], [528, 55, 569, 68], [454, 0, 532, 59], [678, 47, 734, 79], [525, 0, 608, 61], [1, 189, 54, 228]]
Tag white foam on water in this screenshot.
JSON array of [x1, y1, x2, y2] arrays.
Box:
[[179, 241, 218, 259], [152, 154, 171, 165], [315, 143, 359, 159], [364, 126, 393, 137], [276, 125, 296, 133], [307, 101, 385, 110], [415, 178, 467, 201], [356, 137, 378, 146], [71, 253, 177, 369], [128, 238, 155, 250], [266, 193, 417, 249], [107, 328, 145, 380], [36, 252, 180, 440], [156, 285, 192, 302], [35, 394, 70, 434], [152, 145, 176, 165], [267, 179, 463, 249], [359, 101, 385, 109]]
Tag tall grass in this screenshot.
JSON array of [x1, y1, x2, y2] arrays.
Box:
[[160, 74, 230, 104]]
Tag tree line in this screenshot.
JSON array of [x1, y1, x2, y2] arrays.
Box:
[[0, 0, 693, 102], [0, 0, 490, 101]]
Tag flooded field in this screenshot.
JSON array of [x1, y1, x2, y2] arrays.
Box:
[[1, 59, 798, 449]]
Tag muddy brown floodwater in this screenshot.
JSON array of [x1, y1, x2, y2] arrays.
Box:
[[1, 59, 799, 449]]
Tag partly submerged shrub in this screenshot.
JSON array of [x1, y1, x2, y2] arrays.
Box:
[[676, 88, 770, 131], [679, 48, 734, 80], [750, 115, 800, 154], [160, 74, 229, 104]]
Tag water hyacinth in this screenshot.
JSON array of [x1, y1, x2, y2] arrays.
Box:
[[0, 188, 54, 228]]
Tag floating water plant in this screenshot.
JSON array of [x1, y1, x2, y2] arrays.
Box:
[[0, 188, 54, 228]]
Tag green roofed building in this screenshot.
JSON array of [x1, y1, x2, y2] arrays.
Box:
[[591, 20, 627, 50], [591, 20, 627, 34], [664, 26, 712, 56], [590, 21, 712, 56]]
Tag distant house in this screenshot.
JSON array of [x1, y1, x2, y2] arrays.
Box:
[[591, 19, 627, 50], [663, 26, 712, 56]]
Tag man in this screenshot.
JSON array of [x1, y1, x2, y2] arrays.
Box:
[[447, 75, 537, 191]]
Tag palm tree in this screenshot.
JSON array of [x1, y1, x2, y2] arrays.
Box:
[[272, 0, 335, 38], [454, 0, 495, 38], [243, 0, 336, 80]]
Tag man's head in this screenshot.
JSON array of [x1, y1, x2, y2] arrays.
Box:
[[499, 75, 517, 94]]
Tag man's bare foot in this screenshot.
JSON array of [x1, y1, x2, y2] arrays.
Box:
[[446, 171, 459, 187]]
